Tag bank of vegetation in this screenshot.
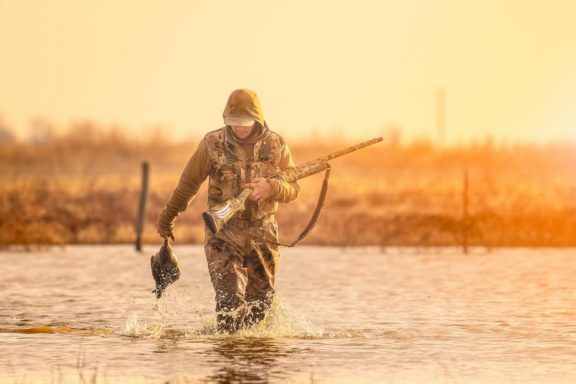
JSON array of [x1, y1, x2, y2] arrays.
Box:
[[1, 122, 575, 248]]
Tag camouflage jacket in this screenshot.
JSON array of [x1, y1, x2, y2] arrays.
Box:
[[157, 126, 300, 232]]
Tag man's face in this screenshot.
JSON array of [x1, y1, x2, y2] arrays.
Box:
[[230, 123, 255, 139]]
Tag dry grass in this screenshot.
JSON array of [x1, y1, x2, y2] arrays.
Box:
[[1, 124, 576, 248]]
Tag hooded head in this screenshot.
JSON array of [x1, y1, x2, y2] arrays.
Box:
[[223, 89, 265, 127]]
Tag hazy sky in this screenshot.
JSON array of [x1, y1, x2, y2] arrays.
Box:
[[1, 0, 575, 143]]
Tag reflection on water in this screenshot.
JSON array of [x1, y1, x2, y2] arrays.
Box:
[[1, 245, 576, 383], [206, 339, 285, 384]]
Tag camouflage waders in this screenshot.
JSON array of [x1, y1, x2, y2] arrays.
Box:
[[205, 218, 279, 333], [202, 126, 293, 333]]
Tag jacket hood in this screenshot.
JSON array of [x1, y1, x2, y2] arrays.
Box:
[[223, 89, 265, 127]]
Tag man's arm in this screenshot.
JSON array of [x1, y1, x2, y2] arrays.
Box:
[[156, 138, 210, 234], [268, 143, 300, 203]]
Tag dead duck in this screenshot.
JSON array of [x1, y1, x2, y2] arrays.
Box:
[[150, 238, 181, 299]]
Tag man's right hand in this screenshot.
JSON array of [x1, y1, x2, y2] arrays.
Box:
[[156, 223, 175, 241]]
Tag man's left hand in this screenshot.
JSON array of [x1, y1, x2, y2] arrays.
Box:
[[246, 177, 272, 202]]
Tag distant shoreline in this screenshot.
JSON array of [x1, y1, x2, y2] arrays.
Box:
[[2, 132, 575, 248]]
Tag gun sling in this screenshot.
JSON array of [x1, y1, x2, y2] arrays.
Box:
[[228, 164, 331, 247]]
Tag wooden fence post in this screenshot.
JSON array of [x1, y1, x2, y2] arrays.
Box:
[[462, 167, 469, 254], [135, 162, 149, 252]]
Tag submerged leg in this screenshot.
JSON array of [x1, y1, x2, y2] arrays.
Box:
[[245, 242, 279, 327], [205, 237, 248, 334], [215, 288, 247, 334]]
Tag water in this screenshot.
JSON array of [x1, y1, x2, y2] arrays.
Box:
[[1, 246, 575, 383]]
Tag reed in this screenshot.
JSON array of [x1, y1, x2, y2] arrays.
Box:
[[1, 125, 575, 248]]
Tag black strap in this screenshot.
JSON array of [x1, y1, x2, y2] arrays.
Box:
[[241, 164, 331, 247]]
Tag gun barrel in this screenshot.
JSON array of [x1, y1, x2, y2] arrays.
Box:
[[280, 136, 383, 182], [312, 136, 383, 164]]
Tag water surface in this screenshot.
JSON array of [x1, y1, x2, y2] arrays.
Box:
[[1, 246, 575, 383]]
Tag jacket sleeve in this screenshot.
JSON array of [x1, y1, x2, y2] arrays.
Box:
[[268, 143, 300, 203], [156, 138, 210, 231]]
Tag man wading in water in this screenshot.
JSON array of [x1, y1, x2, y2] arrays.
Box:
[[156, 89, 300, 334]]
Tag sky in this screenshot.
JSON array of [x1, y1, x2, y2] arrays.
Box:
[[1, 0, 575, 144]]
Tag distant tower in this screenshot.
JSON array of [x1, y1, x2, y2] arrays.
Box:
[[436, 88, 445, 146]]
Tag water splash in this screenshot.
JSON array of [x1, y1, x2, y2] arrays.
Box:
[[120, 313, 162, 338], [120, 294, 327, 340], [233, 297, 325, 339]]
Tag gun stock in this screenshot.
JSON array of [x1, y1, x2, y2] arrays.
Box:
[[203, 136, 382, 234], [202, 187, 253, 235]]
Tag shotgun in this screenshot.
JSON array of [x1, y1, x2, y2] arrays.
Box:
[[202, 136, 383, 235]]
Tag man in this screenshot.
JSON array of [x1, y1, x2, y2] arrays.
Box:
[[156, 89, 300, 334]]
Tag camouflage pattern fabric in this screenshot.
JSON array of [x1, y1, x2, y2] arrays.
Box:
[[205, 220, 279, 333]]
